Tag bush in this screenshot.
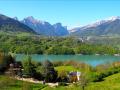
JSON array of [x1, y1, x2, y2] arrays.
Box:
[[57, 70, 68, 82]]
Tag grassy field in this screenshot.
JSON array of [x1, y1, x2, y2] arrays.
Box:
[[86, 73, 120, 90], [1, 71, 120, 90], [55, 66, 80, 72], [0, 75, 46, 90], [43, 73, 120, 90]]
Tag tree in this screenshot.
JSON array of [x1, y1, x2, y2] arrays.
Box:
[[22, 55, 36, 77], [43, 60, 58, 82], [0, 53, 15, 73]]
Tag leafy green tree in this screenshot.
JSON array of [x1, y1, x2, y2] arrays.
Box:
[[43, 60, 58, 82], [22, 55, 36, 77]]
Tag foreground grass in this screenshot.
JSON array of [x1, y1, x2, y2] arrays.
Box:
[[0, 75, 46, 90], [87, 73, 120, 90], [1, 72, 120, 90], [43, 73, 120, 90]]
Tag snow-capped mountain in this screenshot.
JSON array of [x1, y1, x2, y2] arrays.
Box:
[[107, 16, 120, 21], [21, 16, 69, 36], [70, 16, 120, 37], [71, 16, 120, 32], [12, 15, 120, 37], [84, 16, 120, 28]]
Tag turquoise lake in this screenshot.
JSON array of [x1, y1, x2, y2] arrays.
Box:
[[16, 54, 120, 66]]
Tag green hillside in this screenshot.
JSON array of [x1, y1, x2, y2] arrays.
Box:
[[0, 14, 36, 34], [43, 73, 120, 90]]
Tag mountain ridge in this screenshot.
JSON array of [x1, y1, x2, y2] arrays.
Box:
[[2, 14, 120, 37], [21, 16, 69, 36], [70, 16, 120, 37], [0, 14, 36, 34]]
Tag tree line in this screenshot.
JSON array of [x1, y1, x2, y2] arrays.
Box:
[[0, 34, 119, 55]]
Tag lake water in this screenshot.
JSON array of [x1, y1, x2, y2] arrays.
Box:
[[16, 54, 120, 66]]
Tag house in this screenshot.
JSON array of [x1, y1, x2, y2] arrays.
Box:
[[68, 71, 81, 83]]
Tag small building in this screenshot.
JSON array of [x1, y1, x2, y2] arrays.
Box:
[[68, 71, 81, 83]]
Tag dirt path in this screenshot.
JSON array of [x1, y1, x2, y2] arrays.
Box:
[[16, 77, 58, 87]]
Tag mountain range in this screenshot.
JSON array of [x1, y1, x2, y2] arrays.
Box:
[[20, 16, 69, 36], [1, 14, 120, 37], [70, 16, 120, 37]]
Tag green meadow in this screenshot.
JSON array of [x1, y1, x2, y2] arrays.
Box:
[[43, 73, 120, 90], [0, 75, 46, 90]]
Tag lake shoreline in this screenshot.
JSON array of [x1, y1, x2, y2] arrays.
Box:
[[15, 54, 120, 66]]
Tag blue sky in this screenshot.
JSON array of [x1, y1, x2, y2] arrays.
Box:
[[0, 0, 120, 28]]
